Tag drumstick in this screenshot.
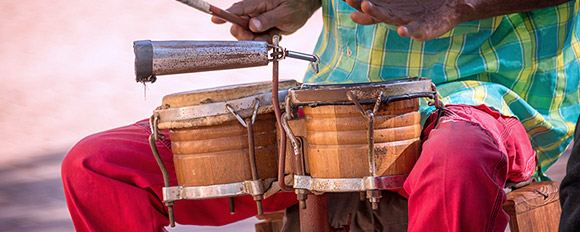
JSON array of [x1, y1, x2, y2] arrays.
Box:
[[176, 0, 250, 29]]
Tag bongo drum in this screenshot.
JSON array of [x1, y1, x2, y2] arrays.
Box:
[[148, 80, 299, 215], [283, 77, 439, 207]]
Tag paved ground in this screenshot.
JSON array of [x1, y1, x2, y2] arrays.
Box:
[[0, 149, 260, 232]]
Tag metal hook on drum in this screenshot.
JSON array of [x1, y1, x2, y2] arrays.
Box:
[[148, 115, 176, 227], [428, 83, 445, 128], [225, 98, 265, 215], [346, 90, 384, 210], [281, 112, 309, 209]]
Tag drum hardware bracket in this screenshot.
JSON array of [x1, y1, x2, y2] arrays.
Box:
[[272, 35, 295, 193], [281, 112, 303, 169], [284, 90, 300, 120], [226, 98, 265, 215], [148, 115, 176, 227], [293, 175, 408, 192], [347, 90, 384, 210], [268, 43, 320, 74], [281, 112, 309, 209], [225, 98, 260, 128], [162, 179, 273, 201], [428, 83, 446, 128]]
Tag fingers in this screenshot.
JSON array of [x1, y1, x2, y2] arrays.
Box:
[[230, 24, 256, 41], [359, 1, 408, 26], [230, 23, 282, 43], [349, 1, 389, 26], [253, 29, 282, 43], [346, 0, 376, 25], [212, 0, 266, 26], [227, 0, 269, 17], [211, 15, 227, 24], [344, 0, 363, 12], [350, 12, 379, 25], [398, 21, 423, 39], [359, 0, 375, 15], [249, 7, 290, 33]]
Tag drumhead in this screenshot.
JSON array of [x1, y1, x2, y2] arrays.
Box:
[[155, 79, 299, 129]]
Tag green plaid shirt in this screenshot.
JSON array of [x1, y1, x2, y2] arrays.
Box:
[[304, 0, 580, 178]]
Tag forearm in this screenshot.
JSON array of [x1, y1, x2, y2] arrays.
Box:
[[461, 0, 574, 22]]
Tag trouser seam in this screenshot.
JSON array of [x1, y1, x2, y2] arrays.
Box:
[[486, 152, 507, 232], [439, 118, 507, 232]]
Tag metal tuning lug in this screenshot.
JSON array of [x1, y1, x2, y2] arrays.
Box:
[[268, 42, 320, 73]]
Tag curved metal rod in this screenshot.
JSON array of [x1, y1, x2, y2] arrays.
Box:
[[148, 115, 175, 227], [225, 99, 264, 214], [429, 83, 445, 128], [272, 35, 293, 192], [281, 112, 301, 160]]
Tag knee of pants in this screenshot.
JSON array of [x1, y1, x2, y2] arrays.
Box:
[[419, 120, 507, 180], [61, 133, 107, 179]]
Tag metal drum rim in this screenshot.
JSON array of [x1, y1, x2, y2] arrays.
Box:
[[288, 77, 435, 106]]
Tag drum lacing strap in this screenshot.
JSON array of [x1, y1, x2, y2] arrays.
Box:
[[346, 90, 384, 210], [148, 115, 176, 227], [225, 98, 265, 215]]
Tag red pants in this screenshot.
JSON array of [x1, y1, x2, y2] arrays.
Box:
[[61, 104, 535, 231]]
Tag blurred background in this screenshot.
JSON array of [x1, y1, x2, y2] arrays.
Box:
[[0, 1, 572, 232], [0, 0, 321, 231]]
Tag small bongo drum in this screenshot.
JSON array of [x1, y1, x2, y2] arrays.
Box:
[[148, 80, 299, 220], [283, 77, 439, 208]]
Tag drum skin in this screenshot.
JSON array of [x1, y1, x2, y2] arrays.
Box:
[[170, 114, 278, 186], [303, 98, 421, 178]]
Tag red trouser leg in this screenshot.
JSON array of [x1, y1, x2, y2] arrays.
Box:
[[61, 120, 297, 232], [403, 105, 536, 232]]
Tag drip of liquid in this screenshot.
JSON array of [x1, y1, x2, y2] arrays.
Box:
[[143, 82, 148, 100]]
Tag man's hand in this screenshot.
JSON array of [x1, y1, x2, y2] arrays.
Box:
[[344, 0, 574, 41], [345, 0, 472, 41], [211, 0, 321, 42]]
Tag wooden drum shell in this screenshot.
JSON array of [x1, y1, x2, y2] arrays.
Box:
[[303, 98, 421, 178], [170, 114, 279, 187], [156, 80, 300, 188]]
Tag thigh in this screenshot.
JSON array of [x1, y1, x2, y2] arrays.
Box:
[[63, 119, 298, 227]]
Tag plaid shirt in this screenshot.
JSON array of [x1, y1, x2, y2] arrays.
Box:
[[304, 0, 580, 178]]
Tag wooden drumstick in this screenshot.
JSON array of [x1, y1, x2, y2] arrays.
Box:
[[176, 0, 250, 29]]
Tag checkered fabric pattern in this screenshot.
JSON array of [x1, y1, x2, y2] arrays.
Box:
[[303, 0, 580, 179]]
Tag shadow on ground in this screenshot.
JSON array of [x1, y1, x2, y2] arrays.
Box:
[[0, 152, 73, 232]]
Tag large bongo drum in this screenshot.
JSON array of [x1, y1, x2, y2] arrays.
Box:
[[283, 77, 439, 207], [148, 80, 299, 222]]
